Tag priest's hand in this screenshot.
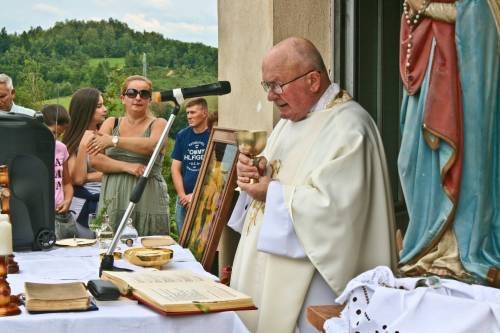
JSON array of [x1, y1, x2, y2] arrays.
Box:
[[236, 153, 267, 183], [237, 175, 270, 202], [236, 153, 258, 183]]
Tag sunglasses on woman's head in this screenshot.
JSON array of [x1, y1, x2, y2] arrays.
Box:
[[124, 88, 152, 99]]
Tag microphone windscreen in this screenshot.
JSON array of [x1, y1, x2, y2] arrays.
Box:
[[218, 81, 231, 94], [152, 81, 232, 103]]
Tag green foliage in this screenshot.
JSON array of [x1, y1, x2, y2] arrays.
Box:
[[15, 59, 45, 111], [103, 68, 127, 118], [162, 137, 179, 238], [1, 19, 219, 240], [90, 61, 111, 92], [43, 95, 72, 109], [89, 57, 125, 69], [0, 18, 217, 101], [89, 197, 113, 229]]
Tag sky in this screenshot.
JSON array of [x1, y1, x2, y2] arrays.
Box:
[[0, 0, 218, 47]]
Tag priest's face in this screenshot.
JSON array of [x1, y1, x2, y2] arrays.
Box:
[[261, 49, 318, 122]]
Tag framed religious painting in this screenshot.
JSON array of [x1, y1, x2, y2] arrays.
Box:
[[179, 127, 239, 272]]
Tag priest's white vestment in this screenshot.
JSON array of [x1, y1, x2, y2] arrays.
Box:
[[229, 88, 397, 333]]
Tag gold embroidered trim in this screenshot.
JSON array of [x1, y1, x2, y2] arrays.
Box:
[[422, 123, 458, 205], [487, 0, 500, 43], [326, 90, 352, 109], [269, 160, 281, 179], [399, 228, 473, 283], [487, 267, 500, 288], [246, 201, 265, 234], [424, 2, 456, 23]]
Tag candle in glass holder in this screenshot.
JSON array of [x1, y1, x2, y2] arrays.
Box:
[[0, 214, 12, 255]]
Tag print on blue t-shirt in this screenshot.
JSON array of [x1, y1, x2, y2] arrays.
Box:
[[171, 127, 210, 194]]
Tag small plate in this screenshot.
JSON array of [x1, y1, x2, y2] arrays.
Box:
[[56, 238, 97, 247], [140, 235, 176, 247], [124, 247, 173, 268]]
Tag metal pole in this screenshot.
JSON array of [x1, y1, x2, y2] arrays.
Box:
[[142, 53, 147, 77]]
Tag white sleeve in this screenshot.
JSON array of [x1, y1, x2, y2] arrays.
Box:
[[227, 191, 252, 234], [257, 180, 306, 258]]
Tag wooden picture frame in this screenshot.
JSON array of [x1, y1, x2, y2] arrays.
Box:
[[179, 127, 239, 272]]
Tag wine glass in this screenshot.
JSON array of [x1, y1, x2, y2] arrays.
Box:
[[236, 130, 267, 185], [88, 213, 100, 239]]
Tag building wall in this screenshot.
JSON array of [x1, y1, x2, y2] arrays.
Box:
[[218, 0, 274, 133], [218, 0, 332, 130]]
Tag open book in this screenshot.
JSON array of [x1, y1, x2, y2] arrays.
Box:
[[24, 282, 92, 313], [101, 270, 256, 315]]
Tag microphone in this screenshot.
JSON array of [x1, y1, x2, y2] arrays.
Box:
[[152, 81, 231, 104]]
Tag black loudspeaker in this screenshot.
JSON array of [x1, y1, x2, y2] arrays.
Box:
[[0, 112, 56, 250]]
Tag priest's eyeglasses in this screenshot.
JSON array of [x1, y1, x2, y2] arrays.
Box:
[[261, 70, 318, 95], [124, 88, 152, 99]]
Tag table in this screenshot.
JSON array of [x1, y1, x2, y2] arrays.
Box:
[[306, 305, 343, 332], [0, 243, 249, 333]]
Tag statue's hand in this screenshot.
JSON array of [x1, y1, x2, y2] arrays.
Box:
[[406, 0, 426, 15]]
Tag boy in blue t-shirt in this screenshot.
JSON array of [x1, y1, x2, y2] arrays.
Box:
[[171, 98, 210, 234]]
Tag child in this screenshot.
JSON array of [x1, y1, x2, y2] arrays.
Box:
[[42, 104, 77, 239]]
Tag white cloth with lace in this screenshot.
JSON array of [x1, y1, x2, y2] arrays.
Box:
[[325, 266, 500, 333]]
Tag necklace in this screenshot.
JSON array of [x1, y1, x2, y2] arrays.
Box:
[[403, 0, 430, 70]]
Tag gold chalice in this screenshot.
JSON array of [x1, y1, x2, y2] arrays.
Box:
[[236, 130, 267, 184]]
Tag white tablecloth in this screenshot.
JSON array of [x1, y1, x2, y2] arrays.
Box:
[[0, 243, 249, 333]]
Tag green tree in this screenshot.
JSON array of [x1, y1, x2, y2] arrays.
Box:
[[91, 61, 110, 92], [0, 27, 10, 53], [81, 28, 104, 58], [103, 68, 126, 117], [15, 59, 45, 111]]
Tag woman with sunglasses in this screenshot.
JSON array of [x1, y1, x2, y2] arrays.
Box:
[[87, 75, 170, 236], [63, 88, 107, 238]]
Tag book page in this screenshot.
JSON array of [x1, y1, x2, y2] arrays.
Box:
[[104, 270, 211, 286], [138, 281, 251, 305], [102, 270, 253, 309]]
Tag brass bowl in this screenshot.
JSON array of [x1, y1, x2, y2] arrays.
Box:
[[236, 130, 267, 157], [124, 247, 173, 268]]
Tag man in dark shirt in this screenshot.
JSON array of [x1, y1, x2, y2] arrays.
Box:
[[171, 97, 210, 234]]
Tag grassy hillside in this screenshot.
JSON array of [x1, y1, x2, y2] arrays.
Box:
[[43, 95, 72, 109], [1, 19, 217, 109], [89, 57, 125, 69]]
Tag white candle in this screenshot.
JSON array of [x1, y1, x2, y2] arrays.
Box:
[[0, 214, 13, 255]]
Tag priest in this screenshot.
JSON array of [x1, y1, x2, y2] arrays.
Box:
[[228, 37, 398, 333]]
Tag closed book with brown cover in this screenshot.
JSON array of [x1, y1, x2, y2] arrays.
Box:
[[24, 281, 92, 313]]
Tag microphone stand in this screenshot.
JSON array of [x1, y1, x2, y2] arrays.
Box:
[[99, 102, 180, 276]]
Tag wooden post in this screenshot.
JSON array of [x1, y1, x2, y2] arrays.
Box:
[[0, 255, 20, 316]]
